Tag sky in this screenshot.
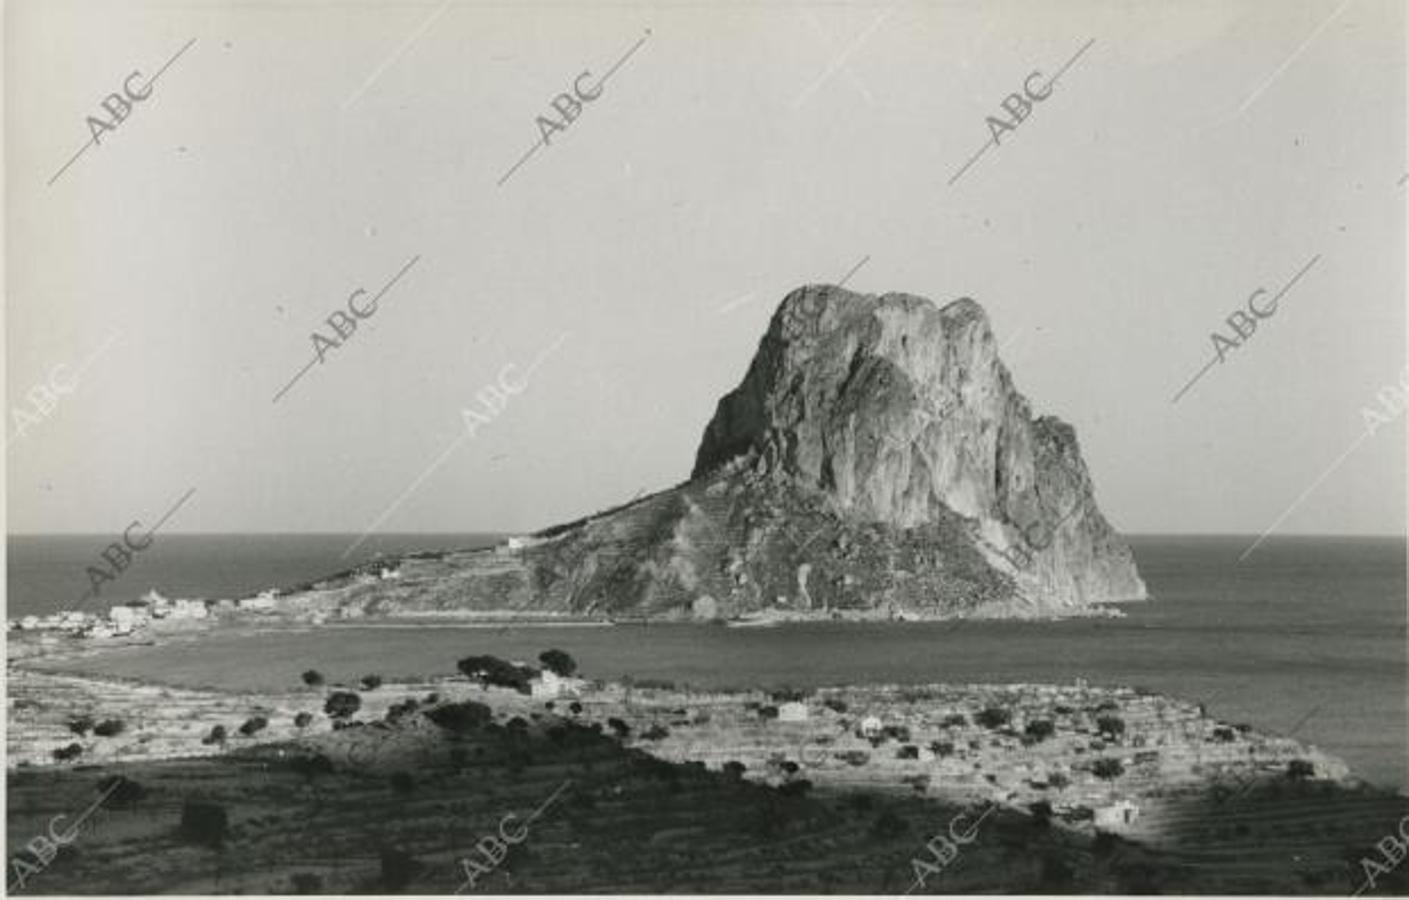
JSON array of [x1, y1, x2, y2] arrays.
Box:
[[4, 0, 1405, 540]]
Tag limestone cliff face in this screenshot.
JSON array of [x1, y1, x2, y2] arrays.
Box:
[[692, 286, 1146, 610]]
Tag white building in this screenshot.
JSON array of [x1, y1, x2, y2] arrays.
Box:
[[778, 702, 809, 723], [1094, 799, 1140, 830], [860, 716, 884, 738]]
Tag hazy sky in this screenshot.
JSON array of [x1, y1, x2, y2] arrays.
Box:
[[5, 0, 1405, 539]]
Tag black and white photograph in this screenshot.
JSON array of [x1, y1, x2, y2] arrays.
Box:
[[4, 0, 1406, 894]]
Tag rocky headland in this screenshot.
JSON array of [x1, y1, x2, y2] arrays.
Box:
[[9, 286, 1147, 640]]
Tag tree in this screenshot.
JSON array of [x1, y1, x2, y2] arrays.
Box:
[[360, 674, 383, 691], [324, 691, 361, 720], [1092, 758, 1125, 780], [642, 723, 670, 741], [1096, 715, 1126, 738], [202, 724, 228, 746], [976, 707, 1011, 729], [538, 648, 578, 678], [301, 670, 324, 687], [294, 712, 313, 728], [52, 743, 83, 762], [457, 655, 536, 693], [1025, 719, 1056, 741], [238, 716, 269, 737], [607, 717, 631, 738], [93, 719, 126, 737], [67, 715, 96, 736]]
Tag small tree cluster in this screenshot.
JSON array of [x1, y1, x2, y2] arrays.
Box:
[[324, 691, 361, 720], [976, 707, 1011, 729], [537, 648, 578, 677], [457, 655, 538, 693]]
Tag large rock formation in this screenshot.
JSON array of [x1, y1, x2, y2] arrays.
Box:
[[271, 285, 1146, 622], [691, 287, 1147, 611]]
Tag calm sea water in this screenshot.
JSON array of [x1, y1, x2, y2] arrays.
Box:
[[8, 534, 1406, 789]]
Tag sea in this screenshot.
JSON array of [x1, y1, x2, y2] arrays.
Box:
[[6, 533, 1406, 790]]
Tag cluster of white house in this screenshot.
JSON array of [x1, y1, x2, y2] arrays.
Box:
[[7, 590, 284, 638]]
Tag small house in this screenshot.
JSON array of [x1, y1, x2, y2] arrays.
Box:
[[1094, 799, 1140, 830], [778, 702, 809, 723]]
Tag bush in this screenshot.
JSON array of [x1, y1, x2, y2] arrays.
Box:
[[1025, 719, 1056, 741], [52, 743, 83, 762], [1287, 758, 1315, 780], [723, 761, 746, 780], [930, 741, 955, 758], [1096, 715, 1126, 738], [896, 744, 920, 760], [1092, 758, 1125, 780], [457, 655, 537, 693], [942, 713, 968, 728], [67, 715, 96, 736], [882, 724, 912, 743], [838, 750, 870, 766], [379, 847, 418, 891], [179, 799, 229, 847], [301, 670, 324, 687], [201, 724, 227, 746], [975, 707, 1010, 729], [537, 648, 578, 677], [1046, 771, 1070, 789], [294, 712, 313, 729], [758, 705, 779, 719], [238, 716, 268, 737], [424, 701, 492, 733], [642, 724, 670, 741], [324, 691, 361, 720], [823, 698, 848, 713], [424, 692, 439, 704], [360, 674, 383, 691], [569, 701, 583, 715], [606, 717, 631, 738], [93, 719, 125, 737], [1212, 726, 1236, 743]]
